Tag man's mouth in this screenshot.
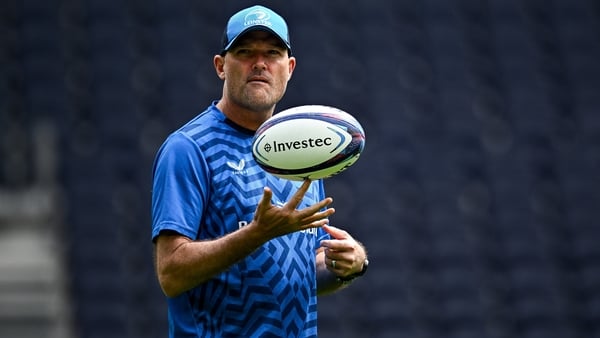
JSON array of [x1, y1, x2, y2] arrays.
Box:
[[248, 75, 270, 84]]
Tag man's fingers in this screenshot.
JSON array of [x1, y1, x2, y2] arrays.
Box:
[[254, 181, 334, 234], [285, 180, 312, 209], [301, 205, 335, 224], [255, 187, 273, 216], [322, 224, 350, 240]]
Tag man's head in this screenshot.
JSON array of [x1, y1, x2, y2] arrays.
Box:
[[214, 6, 296, 129], [220, 5, 291, 56]]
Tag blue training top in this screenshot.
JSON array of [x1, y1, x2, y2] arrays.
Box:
[[151, 103, 330, 338]]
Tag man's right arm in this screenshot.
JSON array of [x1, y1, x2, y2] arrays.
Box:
[[154, 226, 268, 298], [154, 181, 335, 298]]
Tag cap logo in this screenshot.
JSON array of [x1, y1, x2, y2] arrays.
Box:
[[244, 9, 272, 27]]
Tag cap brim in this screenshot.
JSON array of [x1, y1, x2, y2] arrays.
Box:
[[222, 26, 291, 53]]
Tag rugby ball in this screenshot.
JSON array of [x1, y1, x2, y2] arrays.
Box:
[[252, 105, 365, 181]]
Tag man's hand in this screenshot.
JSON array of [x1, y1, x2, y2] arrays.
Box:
[[320, 224, 367, 278], [250, 180, 335, 239]]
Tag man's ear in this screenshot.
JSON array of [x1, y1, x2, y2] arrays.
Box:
[[214, 55, 226, 80], [287, 56, 296, 81]]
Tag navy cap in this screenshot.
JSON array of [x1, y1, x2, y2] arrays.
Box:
[[221, 5, 291, 54]]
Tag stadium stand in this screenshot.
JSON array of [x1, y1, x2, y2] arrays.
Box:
[[1, 0, 599, 337]]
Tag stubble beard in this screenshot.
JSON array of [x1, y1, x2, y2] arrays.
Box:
[[233, 82, 286, 113]]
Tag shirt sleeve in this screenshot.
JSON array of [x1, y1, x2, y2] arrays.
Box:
[[151, 132, 209, 242]]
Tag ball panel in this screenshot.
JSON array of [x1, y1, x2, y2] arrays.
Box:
[[257, 107, 364, 136], [265, 153, 362, 181], [252, 118, 352, 169], [267, 105, 363, 131], [251, 105, 365, 181]]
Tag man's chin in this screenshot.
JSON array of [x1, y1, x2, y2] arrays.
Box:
[[243, 93, 280, 111]]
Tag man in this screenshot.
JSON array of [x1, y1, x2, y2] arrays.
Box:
[[151, 5, 369, 337]]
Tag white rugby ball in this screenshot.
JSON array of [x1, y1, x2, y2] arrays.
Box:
[[252, 105, 366, 181]]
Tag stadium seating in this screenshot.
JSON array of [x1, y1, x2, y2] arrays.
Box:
[[2, 0, 599, 337]]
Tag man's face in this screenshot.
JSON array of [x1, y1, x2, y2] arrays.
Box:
[[219, 30, 296, 112]]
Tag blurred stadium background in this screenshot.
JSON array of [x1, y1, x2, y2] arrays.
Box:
[[1, 0, 599, 337]]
